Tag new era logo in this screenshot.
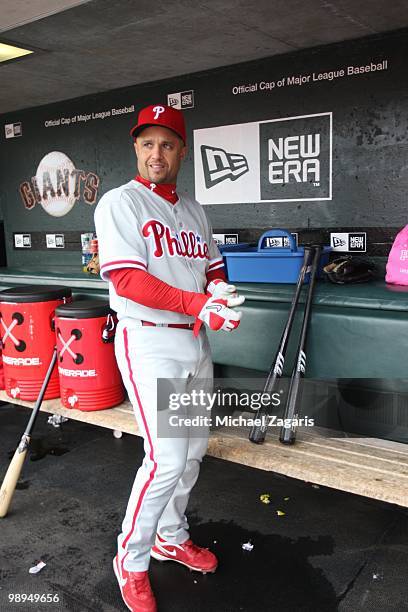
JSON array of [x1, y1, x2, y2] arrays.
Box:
[[167, 90, 194, 109], [201, 145, 249, 189], [4, 122, 22, 139], [330, 232, 366, 252]]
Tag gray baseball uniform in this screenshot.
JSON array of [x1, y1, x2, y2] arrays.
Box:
[[95, 179, 223, 571]]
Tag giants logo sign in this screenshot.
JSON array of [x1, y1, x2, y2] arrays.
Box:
[[19, 151, 100, 217], [194, 113, 332, 205]]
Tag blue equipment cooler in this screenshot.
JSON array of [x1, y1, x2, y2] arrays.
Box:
[[220, 229, 331, 283]]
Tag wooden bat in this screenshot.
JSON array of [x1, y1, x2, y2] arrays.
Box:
[[0, 347, 57, 518]]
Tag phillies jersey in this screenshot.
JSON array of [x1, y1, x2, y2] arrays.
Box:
[[94, 179, 224, 323]]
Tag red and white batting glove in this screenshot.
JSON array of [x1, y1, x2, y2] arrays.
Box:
[[206, 279, 245, 308], [193, 295, 242, 337]]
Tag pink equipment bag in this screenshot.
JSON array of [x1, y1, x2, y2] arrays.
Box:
[[385, 225, 408, 285]]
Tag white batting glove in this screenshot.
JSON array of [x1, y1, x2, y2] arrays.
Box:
[[207, 279, 245, 308], [193, 296, 242, 337]]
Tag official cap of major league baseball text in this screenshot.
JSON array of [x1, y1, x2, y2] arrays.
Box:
[[130, 104, 186, 143]]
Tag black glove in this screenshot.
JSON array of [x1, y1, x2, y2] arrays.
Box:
[[323, 256, 377, 284]]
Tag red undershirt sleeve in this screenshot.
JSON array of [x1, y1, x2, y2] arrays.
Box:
[[205, 267, 227, 289], [109, 268, 208, 317]]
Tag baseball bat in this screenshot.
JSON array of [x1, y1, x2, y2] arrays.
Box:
[[249, 246, 314, 444], [0, 347, 58, 518], [279, 246, 322, 445]]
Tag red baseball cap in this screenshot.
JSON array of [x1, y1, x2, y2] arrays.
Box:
[[130, 104, 186, 143]]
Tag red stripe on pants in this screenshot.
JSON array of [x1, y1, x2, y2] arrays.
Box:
[[121, 327, 158, 554]]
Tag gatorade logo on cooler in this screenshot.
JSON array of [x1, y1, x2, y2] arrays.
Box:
[[59, 367, 97, 377], [3, 356, 41, 366]]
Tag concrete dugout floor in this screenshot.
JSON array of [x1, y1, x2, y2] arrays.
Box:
[[0, 404, 407, 612]]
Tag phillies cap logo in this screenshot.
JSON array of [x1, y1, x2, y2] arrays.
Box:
[[153, 106, 165, 120]]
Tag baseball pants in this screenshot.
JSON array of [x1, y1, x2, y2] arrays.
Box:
[[114, 317, 213, 572]]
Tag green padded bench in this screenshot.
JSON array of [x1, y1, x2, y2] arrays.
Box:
[[0, 268, 407, 379], [207, 280, 408, 379]]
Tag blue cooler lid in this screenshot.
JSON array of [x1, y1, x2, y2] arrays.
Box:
[[55, 299, 111, 319], [0, 285, 72, 303]]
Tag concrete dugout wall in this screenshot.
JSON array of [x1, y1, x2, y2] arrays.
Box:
[[0, 28, 406, 268]]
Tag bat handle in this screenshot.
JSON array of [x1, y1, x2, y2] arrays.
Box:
[[0, 435, 30, 518]]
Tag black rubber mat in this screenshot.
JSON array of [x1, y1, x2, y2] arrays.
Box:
[[0, 404, 407, 612]]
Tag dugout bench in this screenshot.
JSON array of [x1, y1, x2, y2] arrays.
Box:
[[0, 268, 408, 508]]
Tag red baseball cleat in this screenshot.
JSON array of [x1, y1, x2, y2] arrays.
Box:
[[113, 555, 157, 612], [151, 534, 218, 573]]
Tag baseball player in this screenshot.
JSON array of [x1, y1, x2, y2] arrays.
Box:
[[94, 104, 244, 612]]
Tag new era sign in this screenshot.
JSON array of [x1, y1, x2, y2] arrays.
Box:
[[330, 232, 366, 252], [4, 122, 22, 139], [212, 233, 239, 245], [167, 90, 194, 109], [194, 112, 332, 205]]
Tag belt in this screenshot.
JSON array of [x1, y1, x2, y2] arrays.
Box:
[[141, 320, 194, 330]]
